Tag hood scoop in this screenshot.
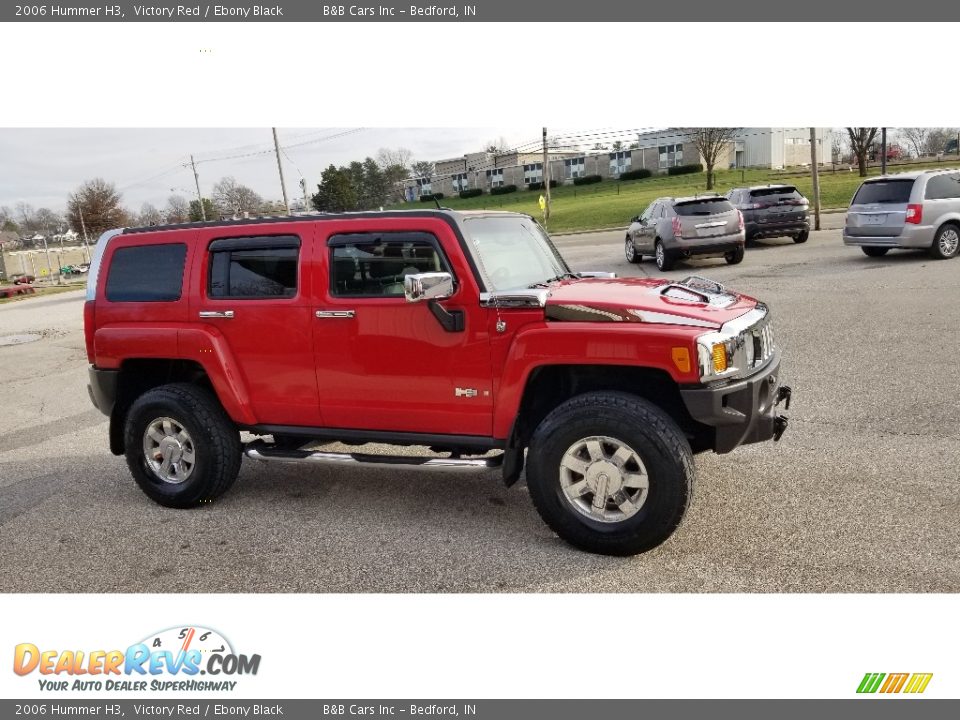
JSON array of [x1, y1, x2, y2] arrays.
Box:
[[660, 276, 737, 307]]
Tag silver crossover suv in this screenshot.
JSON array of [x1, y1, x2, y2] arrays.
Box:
[[625, 195, 745, 272], [844, 169, 960, 259]]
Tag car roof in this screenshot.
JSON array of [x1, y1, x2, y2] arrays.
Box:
[[121, 208, 528, 235], [862, 167, 959, 182]]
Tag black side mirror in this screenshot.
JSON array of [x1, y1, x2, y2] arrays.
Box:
[[631, 216, 640, 223]]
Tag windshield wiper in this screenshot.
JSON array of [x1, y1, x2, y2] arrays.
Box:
[[528, 272, 578, 288]]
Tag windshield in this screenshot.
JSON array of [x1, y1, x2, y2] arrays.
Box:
[[463, 216, 572, 291]]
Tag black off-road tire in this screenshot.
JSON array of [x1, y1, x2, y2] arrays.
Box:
[[725, 245, 745, 265], [793, 229, 810, 243], [525, 391, 695, 556], [929, 223, 960, 260], [625, 235, 641, 264], [861, 246, 890, 257], [654, 240, 674, 272], [124, 383, 242, 508]]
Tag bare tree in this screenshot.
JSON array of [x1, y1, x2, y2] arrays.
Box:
[[846, 128, 879, 176], [410, 160, 434, 179], [15, 202, 37, 234], [611, 141, 624, 151], [67, 179, 127, 237], [590, 143, 609, 151], [899, 128, 930, 158], [689, 128, 738, 189], [138, 202, 164, 226], [212, 176, 263, 215], [376, 147, 413, 170], [165, 195, 189, 223], [924, 128, 957, 156], [485, 137, 510, 153]]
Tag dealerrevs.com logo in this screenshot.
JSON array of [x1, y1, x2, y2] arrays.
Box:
[[13, 626, 261, 692]]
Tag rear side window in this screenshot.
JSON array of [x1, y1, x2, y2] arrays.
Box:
[[329, 232, 449, 297], [924, 174, 960, 200], [106, 243, 187, 302], [852, 179, 915, 205], [674, 199, 734, 216], [208, 235, 299, 299]]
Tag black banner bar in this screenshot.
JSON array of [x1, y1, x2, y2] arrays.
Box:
[[1, 0, 954, 22]]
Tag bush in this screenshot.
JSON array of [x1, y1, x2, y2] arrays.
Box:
[[619, 169, 652, 181], [573, 174, 602, 186], [667, 163, 704, 176], [490, 184, 518, 196], [459, 188, 483, 199], [419, 192, 444, 202], [527, 180, 559, 191]]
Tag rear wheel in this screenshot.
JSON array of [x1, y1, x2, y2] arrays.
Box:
[[794, 229, 809, 243], [930, 224, 959, 259], [654, 240, 674, 272], [124, 383, 242, 508], [862, 246, 890, 257], [525, 392, 694, 556], [725, 245, 745, 265], [624, 236, 641, 264]]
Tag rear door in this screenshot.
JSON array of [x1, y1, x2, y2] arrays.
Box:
[[190, 222, 321, 426], [846, 178, 916, 237], [746, 186, 808, 226], [311, 218, 494, 437]]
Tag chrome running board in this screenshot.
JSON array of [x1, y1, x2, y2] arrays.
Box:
[[244, 440, 503, 472]]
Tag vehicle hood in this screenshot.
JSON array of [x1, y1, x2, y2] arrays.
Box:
[[543, 277, 757, 329]]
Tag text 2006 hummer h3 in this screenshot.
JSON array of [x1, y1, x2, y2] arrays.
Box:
[[84, 210, 791, 556]]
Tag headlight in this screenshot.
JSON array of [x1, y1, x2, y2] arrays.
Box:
[[696, 314, 775, 381], [696, 331, 741, 379]]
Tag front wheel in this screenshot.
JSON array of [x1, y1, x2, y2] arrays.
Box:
[[930, 224, 960, 259], [861, 246, 890, 257], [624, 236, 641, 264], [654, 240, 674, 272], [725, 245, 745, 265], [124, 383, 242, 508], [525, 392, 694, 556]]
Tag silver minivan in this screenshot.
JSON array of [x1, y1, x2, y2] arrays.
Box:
[[843, 169, 960, 259]]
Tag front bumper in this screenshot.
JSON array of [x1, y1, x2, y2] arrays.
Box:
[[680, 351, 790, 454]]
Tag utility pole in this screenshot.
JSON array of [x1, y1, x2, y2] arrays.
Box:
[[809, 128, 821, 232], [881, 127, 887, 175], [77, 205, 91, 262], [190, 154, 206, 221], [272, 127, 291, 215], [299, 178, 310, 213], [542, 126, 551, 220]]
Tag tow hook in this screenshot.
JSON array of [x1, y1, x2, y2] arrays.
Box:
[[773, 415, 789, 442], [776, 385, 792, 410]]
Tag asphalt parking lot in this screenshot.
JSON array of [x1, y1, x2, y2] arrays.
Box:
[[1, 216, 958, 592]]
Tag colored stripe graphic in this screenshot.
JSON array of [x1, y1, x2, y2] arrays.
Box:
[[903, 673, 933, 694], [857, 673, 885, 693]]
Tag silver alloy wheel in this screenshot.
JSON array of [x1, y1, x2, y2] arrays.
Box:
[[655, 242, 665, 268], [625, 237, 635, 261], [939, 228, 959, 256], [142, 417, 196, 484], [559, 435, 650, 523]]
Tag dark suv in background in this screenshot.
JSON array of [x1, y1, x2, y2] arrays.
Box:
[[726, 185, 810, 244], [625, 195, 745, 271]]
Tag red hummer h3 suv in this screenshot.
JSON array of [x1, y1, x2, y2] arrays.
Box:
[[84, 210, 790, 555]]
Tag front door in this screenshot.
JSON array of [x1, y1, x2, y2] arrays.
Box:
[[311, 220, 493, 438], [191, 223, 321, 426]]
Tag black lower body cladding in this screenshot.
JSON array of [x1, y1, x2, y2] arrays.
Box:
[[745, 219, 809, 241], [87, 366, 119, 416], [679, 351, 789, 454]]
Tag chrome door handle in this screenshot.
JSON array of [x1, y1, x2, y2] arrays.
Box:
[[199, 310, 234, 319], [315, 310, 355, 319]]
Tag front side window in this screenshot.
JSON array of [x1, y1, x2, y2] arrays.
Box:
[[106, 243, 187, 302], [208, 236, 299, 299], [329, 232, 449, 297]]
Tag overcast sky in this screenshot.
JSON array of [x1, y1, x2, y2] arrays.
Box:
[[0, 127, 554, 214]]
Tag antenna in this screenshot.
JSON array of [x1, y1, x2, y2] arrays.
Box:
[[433, 196, 442, 210]]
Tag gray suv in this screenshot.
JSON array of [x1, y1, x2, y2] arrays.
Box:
[[843, 169, 960, 259], [726, 184, 810, 244], [625, 195, 745, 272]]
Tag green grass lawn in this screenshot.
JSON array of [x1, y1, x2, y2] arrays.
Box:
[[388, 159, 960, 234]]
